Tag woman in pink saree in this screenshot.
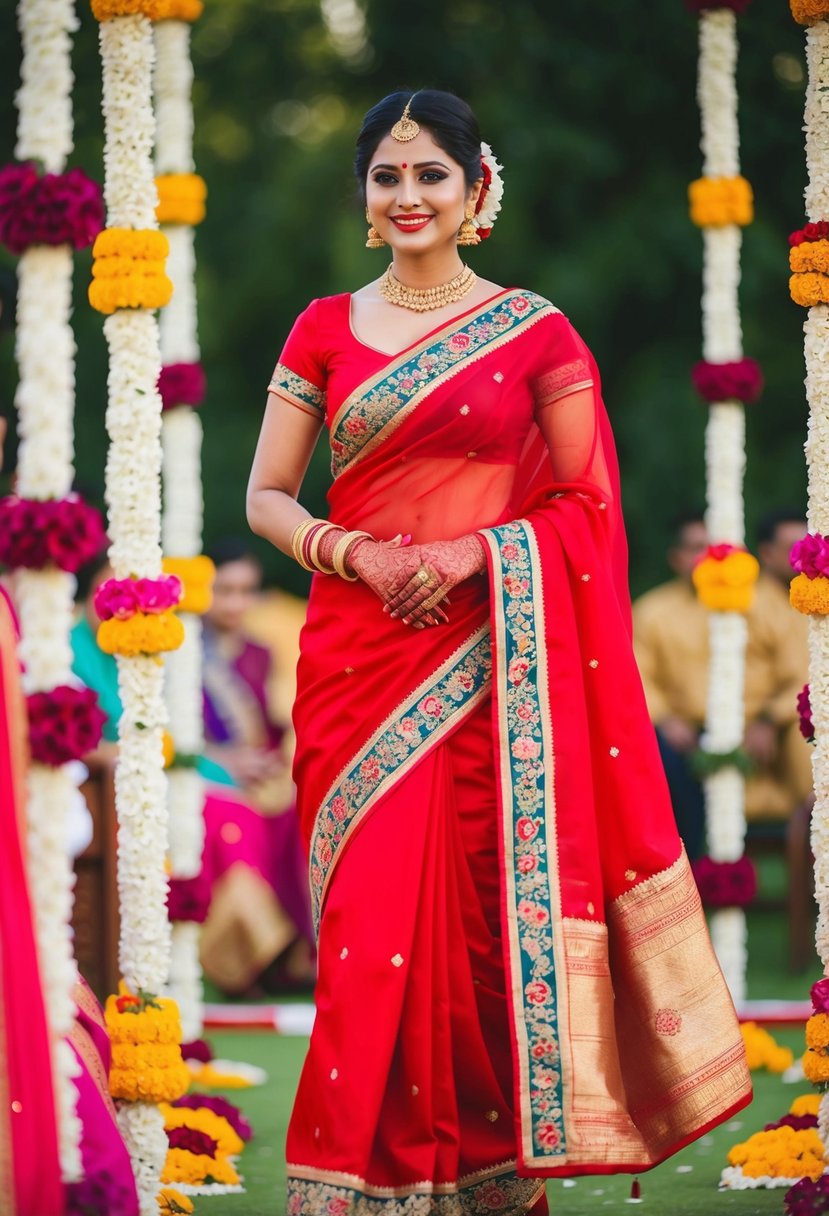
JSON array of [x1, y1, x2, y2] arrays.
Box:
[[247, 90, 751, 1215]]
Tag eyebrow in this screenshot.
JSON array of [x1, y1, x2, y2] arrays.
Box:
[[369, 161, 451, 172]]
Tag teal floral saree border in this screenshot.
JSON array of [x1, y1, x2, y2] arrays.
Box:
[[285, 1167, 544, 1214], [329, 291, 557, 477], [308, 625, 492, 934], [481, 520, 569, 1167]]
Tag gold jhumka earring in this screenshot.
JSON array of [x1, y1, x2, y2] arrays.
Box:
[[365, 210, 385, 249], [457, 207, 480, 247]]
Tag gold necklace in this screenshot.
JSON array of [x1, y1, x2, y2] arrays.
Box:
[[378, 264, 476, 313]]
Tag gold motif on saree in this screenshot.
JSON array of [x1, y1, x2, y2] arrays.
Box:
[[269, 362, 326, 417]]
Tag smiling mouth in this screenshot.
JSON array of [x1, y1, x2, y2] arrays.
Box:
[[390, 215, 434, 231]]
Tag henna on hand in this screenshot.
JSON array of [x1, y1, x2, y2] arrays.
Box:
[[349, 541, 446, 628], [386, 535, 487, 624]]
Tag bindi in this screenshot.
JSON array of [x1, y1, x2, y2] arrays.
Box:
[[401, 163, 407, 169]]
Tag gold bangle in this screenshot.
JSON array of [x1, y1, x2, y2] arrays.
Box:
[[290, 519, 318, 571], [308, 523, 343, 575], [332, 530, 373, 581]]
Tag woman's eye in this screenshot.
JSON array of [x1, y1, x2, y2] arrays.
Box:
[[420, 172, 447, 183], [372, 173, 397, 185]]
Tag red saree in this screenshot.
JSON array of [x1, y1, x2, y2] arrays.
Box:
[[273, 291, 751, 1214]]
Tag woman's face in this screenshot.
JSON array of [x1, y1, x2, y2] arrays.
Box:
[[365, 127, 481, 255]]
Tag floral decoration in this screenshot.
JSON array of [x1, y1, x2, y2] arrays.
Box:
[[94, 574, 182, 620], [92, 0, 203, 19], [105, 987, 190, 1103], [160, 1149, 240, 1188], [26, 684, 106, 766], [793, 533, 829, 578], [0, 162, 103, 254], [791, 0, 829, 25], [158, 1190, 194, 1215], [799, 684, 816, 742], [174, 1094, 252, 1141], [689, 175, 753, 226], [691, 744, 753, 777], [473, 142, 504, 240], [0, 494, 106, 573], [167, 1127, 217, 1157], [167, 873, 211, 924], [161, 1103, 244, 1157], [97, 611, 185, 657], [161, 555, 214, 614], [692, 545, 760, 611], [726, 1126, 825, 1182], [159, 362, 206, 410], [691, 357, 763, 404], [784, 1174, 829, 1215], [692, 854, 757, 907], [791, 574, 829, 615], [178, 1039, 213, 1064], [740, 1021, 795, 1073], [792, 239, 829, 275], [155, 173, 206, 226], [89, 226, 172, 315], [791, 221, 829, 245]]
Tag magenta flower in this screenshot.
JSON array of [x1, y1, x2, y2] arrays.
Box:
[[691, 357, 763, 405], [180, 1038, 214, 1064], [684, 0, 752, 11], [784, 1174, 829, 1216], [691, 855, 757, 908], [158, 362, 206, 410], [791, 533, 829, 579], [0, 162, 103, 255], [0, 495, 107, 574], [811, 976, 829, 1014], [166, 1126, 218, 1157], [94, 575, 182, 621], [27, 685, 107, 766], [174, 1094, 253, 1141], [167, 873, 211, 924], [798, 684, 815, 743]]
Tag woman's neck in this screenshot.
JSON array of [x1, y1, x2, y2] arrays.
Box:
[[390, 248, 466, 288]]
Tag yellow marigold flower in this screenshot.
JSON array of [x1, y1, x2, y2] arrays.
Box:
[[161, 1149, 241, 1187], [162, 730, 176, 768], [790, 1093, 821, 1118], [93, 228, 169, 260], [727, 1126, 825, 1179], [803, 1047, 829, 1083], [790, 270, 829, 308], [740, 1021, 794, 1072], [790, 572, 829, 615], [806, 1012, 829, 1050], [162, 556, 215, 615], [88, 272, 173, 316], [110, 1059, 190, 1102], [112, 1042, 183, 1071], [186, 1061, 253, 1088], [689, 176, 753, 227], [161, 1105, 244, 1156], [97, 611, 185, 657], [790, 239, 829, 275], [158, 1191, 194, 1216], [156, 174, 207, 226], [105, 986, 183, 1045], [692, 550, 759, 612], [91, 0, 202, 19], [791, 0, 829, 24]]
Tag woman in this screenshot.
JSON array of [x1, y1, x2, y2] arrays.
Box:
[[247, 90, 751, 1215]]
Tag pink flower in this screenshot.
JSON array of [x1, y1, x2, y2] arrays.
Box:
[[326, 1200, 350, 1216], [509, 296, 531, 314], [518, 899, 536, 921], [344, 417, 368, 435], [516, 701, 534, 721], [517, 854, 537, 873], [399, 377, 415, 391], [26, 685, 106, 766], [501, 543, 519, 560], [507, 657, 530, 685], [400, 717, 416, 732], [158, 361, 206, 410], [690, 357, 763, 405], [94, 578, 139, 621], [503, 574, 529, 598], [448, 332, 471, 351], [532, 1039, 557, 1059], [135, 575, 182, 613], [511, 736, 541, 760], [791, 533, 829, 579], [288, 1195, 303, 1216], [536, 1122, 560, 1149], [516, 816, 538, 841], [812, 977, 829, 1014], [359, 758, 381, 782], [421, 695, 444, 718], [525, 980, 551, 1005], [317, 839, 333, 867], [798, 684, 815, 743], [331, 795, 348, 822]]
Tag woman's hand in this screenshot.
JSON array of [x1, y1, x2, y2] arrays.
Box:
[[348, 540, 448, 628], [383, 535, 487, 627]]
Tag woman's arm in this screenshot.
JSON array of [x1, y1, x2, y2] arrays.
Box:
[[246, 394, 323, 552]]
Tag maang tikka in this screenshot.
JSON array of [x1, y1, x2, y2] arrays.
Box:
[[390, 96, 420, 143]]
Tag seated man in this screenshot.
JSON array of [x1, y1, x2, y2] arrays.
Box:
[[632, 511, 812, 858]]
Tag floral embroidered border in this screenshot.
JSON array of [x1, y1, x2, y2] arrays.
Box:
[[482, 520, 568, 1166], [286, 1170, 544, 1214], [269, 362, 326, 416], [329, 292, 557, 477], [309, 625, 492, 933]]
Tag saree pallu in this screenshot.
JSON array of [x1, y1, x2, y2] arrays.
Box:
[[0, 588, 64, 1216], [281, 291, 751, 1214]]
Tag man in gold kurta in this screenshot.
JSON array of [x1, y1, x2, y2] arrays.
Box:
[[633, 513, 813, 857]]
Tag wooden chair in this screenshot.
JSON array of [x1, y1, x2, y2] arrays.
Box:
[[72, 758, 120, 1002]]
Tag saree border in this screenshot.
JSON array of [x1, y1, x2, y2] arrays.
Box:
[[329, 291, 558, 477], [269, 362, 326, 417], [308, 624, 492, 934], [481, 520, 571, 1169], [286, 1160, 544, 1214]]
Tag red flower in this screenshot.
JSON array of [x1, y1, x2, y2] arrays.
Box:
[[691, 854, 757, 908], [167, 1126, 218, 1157], [789, 220, 829, 246], [690, 358, 763, 405], [811, 977, 829, 1014], [536, 1122, 561, 1149], [158, 361, 206, 410], [516, 816, 538, 842], [525, 980, 551, 1005], [0, 495, 106, 574], [0, 162, 103, 255], [115, 994, 141, 1013], [517, 854, 538, 873], [26, 685, 106, 766], [167, 874, 211, 924], [448, 333, 471, 351]]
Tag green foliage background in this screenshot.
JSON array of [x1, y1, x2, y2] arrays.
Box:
[[0, 2, 812, 596]]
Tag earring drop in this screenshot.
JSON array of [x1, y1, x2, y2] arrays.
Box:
[[365, 209, 385, 249], [457, 207, 480, 247]]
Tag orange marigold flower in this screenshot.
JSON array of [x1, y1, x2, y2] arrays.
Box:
[[790, 271, 829, 308], [692, 549, 759, 612], [97, 611, 185, 657], [162, 556, 215, 615], [790, 1094, 821, 1118], [790, 573, 829, 615], [158, 1191, 194, 1216], [791, 0, 829, 24], [155, 174, 207, 226], [790, 238, 829, 275], [806, 1012, 829, 1050], [688, 176, 753, 227]]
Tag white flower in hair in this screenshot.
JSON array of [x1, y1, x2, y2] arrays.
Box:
[[474, 142, 504, 238]]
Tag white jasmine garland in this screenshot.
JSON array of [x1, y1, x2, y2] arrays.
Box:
[[161, 227, 199, 363], [117, 1104, 169, 1216], [15, 0, 77, 172], [710, 906, 747, 1010], [805, 23, 829, 225], [698, 11, 739, 179], [154, 20, 195, 175], [168, 920, 203, 1042], [14, 247, 76, 498], [162, 407, 203, 556], [99, 15, 158, 230], [475, 142, 504, 235], [13, 568, 75, 694], [719, 1166, 803, 1191], [704, 404, 745, 543]]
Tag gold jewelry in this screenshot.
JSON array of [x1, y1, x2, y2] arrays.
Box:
[[378, 264, 476, 313], [332, 530, 373, 581], [365, 209, 385, 249], [309, 523, 343, 575], [390, 96, 420, 143], [416, 567, 432, 584], [457, 210, 481, 247], [419, 586, 448, 613], [290, 519, 318, 571]]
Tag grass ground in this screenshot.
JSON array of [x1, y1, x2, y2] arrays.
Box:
[[196, 865, 823, 1214]]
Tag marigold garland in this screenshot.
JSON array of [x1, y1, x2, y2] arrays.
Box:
[[162, 556, 215, 614], [740, 1021, 795, 1072], [97, 611, 185, 657], [806, 1012, 829, 1050], [689, 175, 754, 227], [791, 0, 829, 24], [91, 0, 203, 20], [727, 1126, 825, 1181], [105, 988, 190, 1103], [161, 1104, 244, 1157], [155, 175, 207, 227], [160, 1149, 240, 1188], [692, 546, 760, 611], [791, 573, 829, 615], [790, 271, 829, 308], [89, 227, 172, 315], [158, 1190, 194, 1215], [791, 239, 829, 275]]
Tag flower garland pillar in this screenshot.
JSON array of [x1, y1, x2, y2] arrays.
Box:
[[153, 0, 212, 1044], [686, 0, 759, 1006], [789, 0, 829, 1164], [2, 0, 107, 1182], [89, 1, 190, 1210]]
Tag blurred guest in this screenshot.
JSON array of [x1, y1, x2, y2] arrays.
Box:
[[633, 511, 812, 858]]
